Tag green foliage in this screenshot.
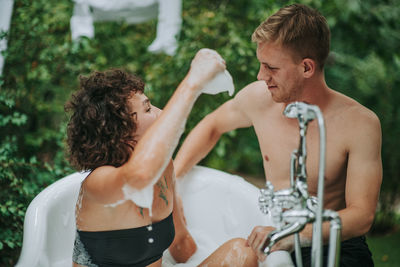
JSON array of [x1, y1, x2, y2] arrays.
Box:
[[0, 0, 399, 264], [367, 229, 400, 266], [318, 0, 400, 231], [0, 91, 73, 265]]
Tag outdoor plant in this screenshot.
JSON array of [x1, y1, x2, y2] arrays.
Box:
[[0, 0, 399, 264]]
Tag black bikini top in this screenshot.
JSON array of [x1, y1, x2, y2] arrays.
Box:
[[72, 213, 175, 267]]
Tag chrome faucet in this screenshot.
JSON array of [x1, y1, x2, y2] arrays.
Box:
[[258, 102, 342, 267]]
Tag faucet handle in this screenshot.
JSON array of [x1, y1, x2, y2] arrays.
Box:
[[259, 181, 275, 214], [258, 195, 270, 214], [265, 180, 274, 191], [284, 102, 317, 122], [271, 206, 284, 229]]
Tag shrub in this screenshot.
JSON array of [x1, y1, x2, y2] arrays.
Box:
[[1, 0, 399, 264]]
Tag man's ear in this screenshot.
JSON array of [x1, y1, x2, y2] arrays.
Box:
[[302, 58, 315, 78]]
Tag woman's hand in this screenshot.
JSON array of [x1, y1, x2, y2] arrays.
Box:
[[185, 48, 226, 90]]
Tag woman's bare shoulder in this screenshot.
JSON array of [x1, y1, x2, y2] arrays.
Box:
[[82, 165, 124, 203]]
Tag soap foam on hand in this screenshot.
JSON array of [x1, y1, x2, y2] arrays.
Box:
[[202, 70, 235, 96]]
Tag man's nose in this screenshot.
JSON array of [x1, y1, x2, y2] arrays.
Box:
[[257, 68, 271, 81], [257, 69, 262, 81]]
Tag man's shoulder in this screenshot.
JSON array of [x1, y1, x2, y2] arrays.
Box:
[[331, 90, 380, 130], [234, 81, 273, 107], [236, 80, 268, 96]]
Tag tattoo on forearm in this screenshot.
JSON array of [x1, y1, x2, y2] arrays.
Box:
[[157, 176, 169, 206], [139, 207, 144, 218], [164, 176, 168, 189]]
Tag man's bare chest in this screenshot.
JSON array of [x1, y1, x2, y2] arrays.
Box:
[[252, 113, 348, 193]]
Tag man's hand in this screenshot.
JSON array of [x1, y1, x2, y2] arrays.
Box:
[[246, 226, 295, 262]]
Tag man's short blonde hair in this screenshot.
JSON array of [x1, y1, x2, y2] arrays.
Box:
[[252, 4, 330, 70]]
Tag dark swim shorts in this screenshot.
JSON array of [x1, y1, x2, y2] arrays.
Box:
[[290, 236, 374, 267]]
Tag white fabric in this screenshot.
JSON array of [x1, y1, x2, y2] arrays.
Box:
[[80, 0, 158, 11], [202, 70, 235, 96], [147, 0, 181, 55], [260, 251, 295, 267], [0, 0, 14, 76], [70, 0, 181, 55], [70, 3, 94, 40]]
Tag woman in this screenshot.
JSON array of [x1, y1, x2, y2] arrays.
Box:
[[66, 49, 229, 267]]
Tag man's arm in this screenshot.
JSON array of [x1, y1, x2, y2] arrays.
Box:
[[337, 109, 382, 239], [299, 109, 382, 244], [174, 83, 258, 178]]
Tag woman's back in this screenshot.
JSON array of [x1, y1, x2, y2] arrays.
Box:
[[75, 162, 174, 231], [73, 162, 175, 267]]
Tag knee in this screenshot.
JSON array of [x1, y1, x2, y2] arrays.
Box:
[[225, 238, 249, 250], [223, 238, 258, 267], [198, 238, 258, 267]]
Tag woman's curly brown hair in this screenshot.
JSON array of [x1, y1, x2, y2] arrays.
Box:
[[65, 69, 145, 171]]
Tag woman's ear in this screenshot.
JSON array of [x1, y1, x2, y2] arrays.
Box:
[[302, 58, 315, 78]]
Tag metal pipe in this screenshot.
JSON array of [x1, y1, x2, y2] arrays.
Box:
[[294, 233, 304, 267], [290, 150, 297, 190], [290, 149, 303, 267], [311, 105, 326, 267], [323, 210, 342, 267]]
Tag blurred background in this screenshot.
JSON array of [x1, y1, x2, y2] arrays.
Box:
[[1, 0, 399, 265]]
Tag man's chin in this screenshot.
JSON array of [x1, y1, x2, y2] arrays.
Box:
[[270, 94, 286, 103], [270, 92, 295, 104]]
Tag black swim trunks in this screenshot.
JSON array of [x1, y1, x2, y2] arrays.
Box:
[[72, 212, 175, 267], [290, 236, 373, 267]]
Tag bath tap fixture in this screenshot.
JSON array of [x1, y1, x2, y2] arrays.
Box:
[[258, 102, 342, 267]]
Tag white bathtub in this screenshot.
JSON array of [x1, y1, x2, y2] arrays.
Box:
[[16, 166, 293, 266]]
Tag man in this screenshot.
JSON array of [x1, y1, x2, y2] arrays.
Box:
[[174, 4, 381, 266]]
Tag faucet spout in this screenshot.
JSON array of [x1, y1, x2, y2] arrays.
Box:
[[261, 220, 307, 255]]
